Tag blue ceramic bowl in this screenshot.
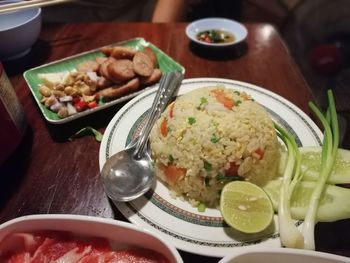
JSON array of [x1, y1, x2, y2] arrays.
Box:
[[0, 0, 41, 60]]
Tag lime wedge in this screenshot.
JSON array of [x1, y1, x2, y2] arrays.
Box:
[[263, 179, 350, 222], [220, 181, 274, 233], [300, 146, 350, 184]]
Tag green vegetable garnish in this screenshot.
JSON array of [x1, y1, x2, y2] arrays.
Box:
[[216, 173, 243, 182], [69, 126, 103, 142], [98, 96, 106, 105], [209, 30, 221, 42], [275, 89, 339, 250], [203, 160, 212, 171], [302, 89, 339, 250], [197, 203, 206, 212], [205, 176, 210, 187], [198, 97, 208, 109], [210, 134, 220, 143], [188, 117, 196, 125], [274, 122, 304, 248]]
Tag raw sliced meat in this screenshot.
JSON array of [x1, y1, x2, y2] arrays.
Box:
[[0, 231, 169, 263]]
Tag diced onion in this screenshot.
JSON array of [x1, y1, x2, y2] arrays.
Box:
[[50, 101, 63, 112], [66, 102, 77, 115], [59, 95, 73, 102]]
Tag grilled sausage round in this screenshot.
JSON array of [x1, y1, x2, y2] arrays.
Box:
[[110, 46, 137, 60], [133, 51, 154, 77], [107, 59, 135, 82], [98, 78, 140, 100], [77, 60, 100, 73], [140, 68, 162, 85], [143, 47, 158, 68]]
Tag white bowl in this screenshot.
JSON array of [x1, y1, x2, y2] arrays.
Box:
[[185, 17, 248, 48], [0, 0, 41, 60], [218, 247, 350, 263], [0, 214, 183, 262]]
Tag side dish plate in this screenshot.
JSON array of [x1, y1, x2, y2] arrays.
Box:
[[23, 38, 185, 124], [99, 78, 323, 258]]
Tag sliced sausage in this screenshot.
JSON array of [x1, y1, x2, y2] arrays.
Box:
[[133, 51, 154, 77], [99, 57, 117, 81], [110, 46, 137, 59], [140, 68, 162, 85], [100, 46, 114, 56], [97, 76, 113, 90], [98, 78, 140, 100], [95, 56, 108, 65], [143, 47, 158, 68], [99, 61, 110, 79], [77, 60, 100, 73], [107, 59, 135, 82]]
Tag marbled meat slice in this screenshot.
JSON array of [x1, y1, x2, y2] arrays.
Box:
[[0, 231, 169, 263], [30, 235, 91, 262], [4, 253, 31, 263], [0, 233, 45, 262], [110, 248, 169, 263]]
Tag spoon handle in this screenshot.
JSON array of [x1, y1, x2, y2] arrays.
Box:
[[134, 71, 183, 158]]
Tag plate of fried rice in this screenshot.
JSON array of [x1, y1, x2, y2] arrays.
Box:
[[99, 78, 323, 258]]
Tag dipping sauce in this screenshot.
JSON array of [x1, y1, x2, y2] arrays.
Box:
[[196, 29, 235, 44]]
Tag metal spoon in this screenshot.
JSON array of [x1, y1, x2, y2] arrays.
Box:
[[101, 71, 184, 202]]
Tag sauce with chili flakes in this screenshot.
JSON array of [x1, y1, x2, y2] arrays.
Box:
[[196, 29, 235, 44]]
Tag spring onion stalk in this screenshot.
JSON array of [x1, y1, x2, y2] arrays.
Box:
[[302, 90, 339, 250], [274, 123, 304, 248]]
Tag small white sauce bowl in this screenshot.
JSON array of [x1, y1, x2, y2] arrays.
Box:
[[186, 17, 248, 48]]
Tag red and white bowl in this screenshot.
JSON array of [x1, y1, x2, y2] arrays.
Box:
[[0, 214, 183, 262]]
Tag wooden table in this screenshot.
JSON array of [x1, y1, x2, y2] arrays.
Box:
[[1, 22, 349, 261]]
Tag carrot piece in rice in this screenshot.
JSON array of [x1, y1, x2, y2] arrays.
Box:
[[210, 89, 234, 109], [163, 164, 187, 185], [160, 118, 168, 137]]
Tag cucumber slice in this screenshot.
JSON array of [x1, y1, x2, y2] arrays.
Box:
[[300, 146, 350, 184], [278, 146, 350, 184], [263, 179, 350, 222]]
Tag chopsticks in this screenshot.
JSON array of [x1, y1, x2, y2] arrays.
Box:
[[0, 0, 77, 15]]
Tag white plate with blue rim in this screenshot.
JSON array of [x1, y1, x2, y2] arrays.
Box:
[[186, 18, 248, 48], [99, 78, 322, 258]]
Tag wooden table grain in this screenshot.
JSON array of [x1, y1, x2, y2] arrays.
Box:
[[1, 22, 349, 261]]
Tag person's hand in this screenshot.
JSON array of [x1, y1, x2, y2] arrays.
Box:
[[152, 0, 187, 22]]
